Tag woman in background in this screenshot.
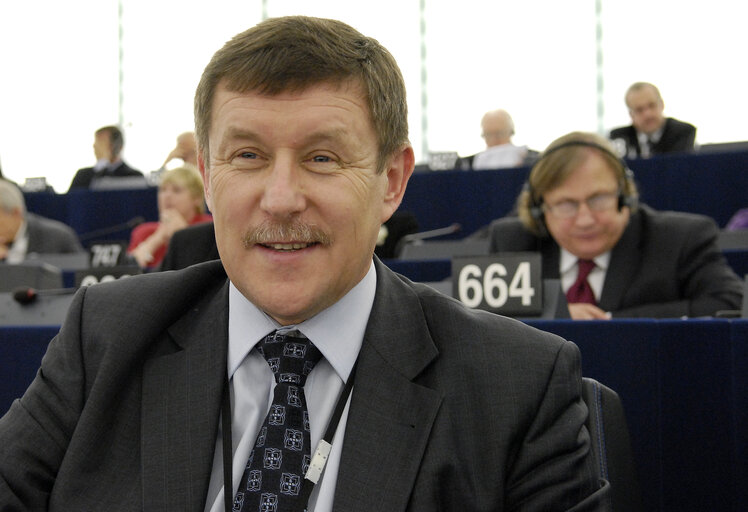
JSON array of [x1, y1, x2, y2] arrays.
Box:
[[128, 165, 211, 268]]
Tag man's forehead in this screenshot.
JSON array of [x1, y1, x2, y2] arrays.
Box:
[[627, 87, 660, 106]]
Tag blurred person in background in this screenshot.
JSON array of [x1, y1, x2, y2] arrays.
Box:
[[609, 82, 696, 158], [160, 131, 198, 169], [127, 165, 211, 269], [489, 131, 742, 319], [68, 125, 143, 190], [0, 179, 83, 262], [471, 108, 530, 169]]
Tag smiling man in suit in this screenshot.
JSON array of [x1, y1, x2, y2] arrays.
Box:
[[488, 131, 742, 319], [0, 16, 608, 511]]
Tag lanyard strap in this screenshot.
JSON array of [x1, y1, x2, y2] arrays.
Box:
[[220, 359, 358, 512]]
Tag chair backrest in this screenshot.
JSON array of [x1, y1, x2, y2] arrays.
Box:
[[581, 377, 644, 511]]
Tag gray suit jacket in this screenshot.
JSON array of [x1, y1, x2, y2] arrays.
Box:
[[488, 205, 743, 317], [0, 259, 608, 511], [25, 213, 84, 255]]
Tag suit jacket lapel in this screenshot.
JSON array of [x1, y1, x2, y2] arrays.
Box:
[[333, 259, 442, 511], [141, 281, 229, 512], [541, 239, 561, 279], [599, 210, 643, 311]]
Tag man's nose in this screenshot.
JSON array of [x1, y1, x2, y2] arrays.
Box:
[[260, 159, 306, 218], [574, 201, 596, 225]]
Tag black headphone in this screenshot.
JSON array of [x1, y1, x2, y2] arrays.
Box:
[[525, 139, 638, 235]]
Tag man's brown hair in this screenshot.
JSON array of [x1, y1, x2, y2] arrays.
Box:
[[194, 15, 409, 173]]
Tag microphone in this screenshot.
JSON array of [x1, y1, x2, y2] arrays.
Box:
[[12, 286, 76, 305], [78, 216, 145, 242], [394, 223, 462, 256], [399, 223, 462, 244]]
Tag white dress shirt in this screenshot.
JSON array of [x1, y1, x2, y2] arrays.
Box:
[[472, 143, 528, 170], [204, 261, 376, 512], [559, 248, 610, 303], [3, 219, 28, 263], [637, 126, 664, 158]]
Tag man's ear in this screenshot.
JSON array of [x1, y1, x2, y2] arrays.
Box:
[[381, 145, 415, 222], [198, 149, 212, 212]]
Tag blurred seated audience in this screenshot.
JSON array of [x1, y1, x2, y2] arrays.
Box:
[[0, 179, 84, 263], [488, 131, 742, 319], [609, 82, 696, 159], [69, 125, 143, 190], [128, 166, 212, 269], [466, 109, 536, 170]]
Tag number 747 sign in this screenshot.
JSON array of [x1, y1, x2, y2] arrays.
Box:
[[451, 253, 543, 316]]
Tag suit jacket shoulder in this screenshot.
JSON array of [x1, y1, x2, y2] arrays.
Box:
[[609, 125, 635, 141], [25, 212, 84, 254], [68, 161, 143, 190], [112, 161, 143, 177], [658, 117, 696, 153], [603, 205, 742, 316], [332, 259, 608, 510], [69, 167, 95, 189], [0, 261, 230, 511]]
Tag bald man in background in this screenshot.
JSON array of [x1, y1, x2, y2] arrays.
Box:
[[471, 109, 531, 170]]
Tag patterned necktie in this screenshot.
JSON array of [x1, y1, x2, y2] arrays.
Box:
[[566, 259, 597, 305], [234, 331, 322, 512]]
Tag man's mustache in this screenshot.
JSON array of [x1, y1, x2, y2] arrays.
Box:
[[242, 221, 332, 248]]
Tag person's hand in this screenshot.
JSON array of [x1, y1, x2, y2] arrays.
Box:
[[0, 240, 9, 261], [568, 303, 612, 320], [130, 244, 155, 267], [158, 208, 189, 238], [161, 147, 183, 169]]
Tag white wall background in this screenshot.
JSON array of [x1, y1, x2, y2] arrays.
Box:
[[1, 1, 746, 192]]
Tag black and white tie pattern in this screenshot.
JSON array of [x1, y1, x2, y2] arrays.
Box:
[[233, 331, 322, 512]]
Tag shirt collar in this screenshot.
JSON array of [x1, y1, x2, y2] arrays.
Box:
[[559, 248, 611, 273], [227, 260, 376, 383], [637, 124, 664, 144]]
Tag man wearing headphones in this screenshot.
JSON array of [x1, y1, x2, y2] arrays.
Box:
[[488, 131, 743, 319], [68, 125, 143, 190]]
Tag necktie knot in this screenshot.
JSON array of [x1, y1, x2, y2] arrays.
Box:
[[566, 259, 597, 305], [577, 259, 595, 280], [259, 331, 322, 387]]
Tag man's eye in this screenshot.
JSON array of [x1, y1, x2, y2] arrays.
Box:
[[239, 152, 258, 159], [311, 155, 332, 163]]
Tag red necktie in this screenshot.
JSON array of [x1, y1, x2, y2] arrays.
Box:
[[566, 259, 597, 305]]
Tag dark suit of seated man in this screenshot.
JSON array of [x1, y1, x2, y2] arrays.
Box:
[[609, 82, 696, 159], [0, 179, 84, 263], [68, 125, 143, 190], [0, 17, 609, 511], [489, 131, 742, 319]]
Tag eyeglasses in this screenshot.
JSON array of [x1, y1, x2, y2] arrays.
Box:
[[543, 192, 619, 219]]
